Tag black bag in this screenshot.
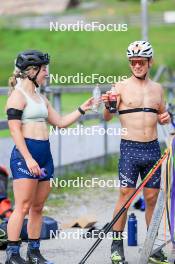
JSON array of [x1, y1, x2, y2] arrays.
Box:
[[0, 216, 59, 250], [21, 216, 59, 240], [0, 219, 8, 249]]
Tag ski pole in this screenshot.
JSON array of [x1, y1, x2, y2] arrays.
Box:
[[79, 148, 169, 264]]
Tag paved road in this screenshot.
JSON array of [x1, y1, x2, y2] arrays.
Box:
[[0, 184, 174, 264]]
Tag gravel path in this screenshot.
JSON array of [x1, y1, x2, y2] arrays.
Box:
[[0, 178, 174, 264]]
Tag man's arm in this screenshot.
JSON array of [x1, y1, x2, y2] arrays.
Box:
[[103, 108, 115, 121], [102, 84, 121, 122], [158, 85, 171, 125], [158, 85, 166, 114]]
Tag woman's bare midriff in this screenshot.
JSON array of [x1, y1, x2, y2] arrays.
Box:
[[21, 122, 49, 140]]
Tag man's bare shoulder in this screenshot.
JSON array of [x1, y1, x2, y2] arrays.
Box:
[[150, 80, 163, 92], [114, 78, 130, 93]]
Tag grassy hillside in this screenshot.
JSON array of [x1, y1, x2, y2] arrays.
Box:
[[0, 25, 175, 86]]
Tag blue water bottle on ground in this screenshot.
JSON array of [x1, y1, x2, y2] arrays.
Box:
[[128, 213, 137, 246]]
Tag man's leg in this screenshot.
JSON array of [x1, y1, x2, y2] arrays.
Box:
[[113, 187, 136, 231], [143, 187, 159, 227], [111, 187, 136, 264], [111, 139, 140, 263]]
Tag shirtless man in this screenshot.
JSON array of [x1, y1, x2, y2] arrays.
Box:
[[102, 41, 170, 264]]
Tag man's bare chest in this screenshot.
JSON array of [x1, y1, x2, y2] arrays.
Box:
[[120, 87, 161, 109]]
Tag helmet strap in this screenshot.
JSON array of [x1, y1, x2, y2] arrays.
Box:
[[133, 73, 147, 80], [27, 66, 41, 87]]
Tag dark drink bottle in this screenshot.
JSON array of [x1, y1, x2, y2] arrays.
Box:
[[108, 85, 117, 113]]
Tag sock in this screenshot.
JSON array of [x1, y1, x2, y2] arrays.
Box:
[[6, 240, 21, 258], [28, 238, 40, 251]]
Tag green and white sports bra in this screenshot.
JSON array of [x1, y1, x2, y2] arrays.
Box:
[[17, 87, 48, 124]]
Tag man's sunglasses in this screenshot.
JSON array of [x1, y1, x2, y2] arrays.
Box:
[[129, 59, 148, 67]]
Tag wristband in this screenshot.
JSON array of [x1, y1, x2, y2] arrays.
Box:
[[78, 107, 85, 115]]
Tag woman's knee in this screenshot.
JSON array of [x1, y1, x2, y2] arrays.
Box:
[[30, 203, 44, 214], [16, 200, 32, 215]]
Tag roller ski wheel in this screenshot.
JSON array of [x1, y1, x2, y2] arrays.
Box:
[[111, 239, 127, 264], [5, 253, 27, 264], [111, 251, 128, 264], [149, 249, 169, 264], [26, 249, 53, 264]]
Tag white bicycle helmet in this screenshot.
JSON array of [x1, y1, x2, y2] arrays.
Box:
[[127, 40, 153, 58]]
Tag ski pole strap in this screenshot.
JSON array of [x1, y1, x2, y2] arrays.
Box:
[[170, 137, 175, 243]]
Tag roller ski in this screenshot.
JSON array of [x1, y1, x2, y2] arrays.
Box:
[[111, 238, 128, 264], [5, 254, 27, 264], [5, 241, 27, 264], [149, 249, 169, 264], [26, 248, 54, 264]]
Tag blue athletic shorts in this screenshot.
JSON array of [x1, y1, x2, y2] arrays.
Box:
[[10, 138, 54, 181], [119, 139, 161, 189]]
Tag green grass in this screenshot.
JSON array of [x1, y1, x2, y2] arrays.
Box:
[[0, 26, 174, 87], [148, 0, 175, 12], [70, 0, 175, 17], [91, 0, 175, 11], [1, 25, 175, 137], [0, 25, 175, 87], [0, 95, 7, 119]]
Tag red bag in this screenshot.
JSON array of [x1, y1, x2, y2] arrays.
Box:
[[0, 165, 9, 200], [0, 166, 13, 219], [0, 198, 13, 219]]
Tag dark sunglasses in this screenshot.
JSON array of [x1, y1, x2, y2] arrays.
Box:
[[129, 59, 148, 67]]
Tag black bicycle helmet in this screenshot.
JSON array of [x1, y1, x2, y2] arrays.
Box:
[[15, 50, 50, 87], [16, 50, 50, 71]]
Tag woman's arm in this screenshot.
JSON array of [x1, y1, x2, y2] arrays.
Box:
[[6, 90, 41, 175], [45, 97, 94, 128], [8, 120, 33, 161]]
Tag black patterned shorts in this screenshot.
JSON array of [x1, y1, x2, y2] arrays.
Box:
[[119, 139, 161, 189]]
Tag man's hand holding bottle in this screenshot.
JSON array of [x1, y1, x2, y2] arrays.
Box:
[[102, 84, 120, 113]]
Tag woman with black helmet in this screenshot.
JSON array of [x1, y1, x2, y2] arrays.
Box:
[[5, 50, 94, 264]]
